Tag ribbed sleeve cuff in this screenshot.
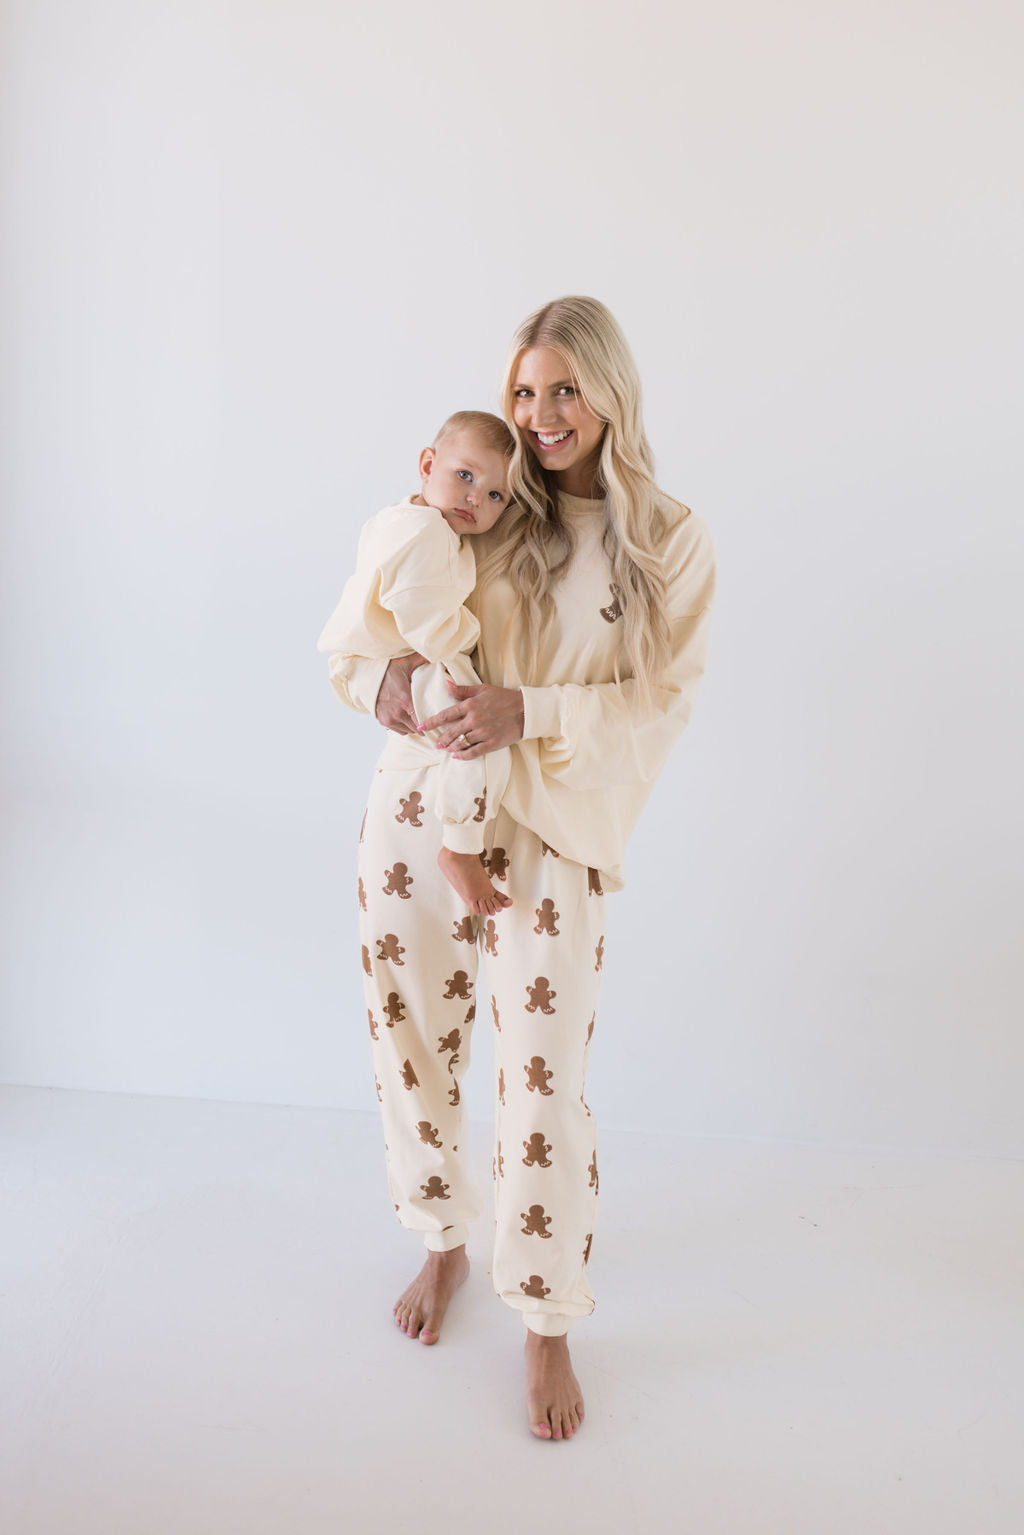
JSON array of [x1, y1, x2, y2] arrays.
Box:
[[519, 685, 563, 742]]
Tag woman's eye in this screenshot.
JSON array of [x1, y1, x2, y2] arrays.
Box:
[[558, 386, 576, 397], [514, 388, 532, 398]]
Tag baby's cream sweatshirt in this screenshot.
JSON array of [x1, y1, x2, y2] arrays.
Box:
[[316, 496, 479, 668], [322, 491, 716, 891]]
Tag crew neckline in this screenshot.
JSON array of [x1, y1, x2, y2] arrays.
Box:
[[558, 490, 606, 515]]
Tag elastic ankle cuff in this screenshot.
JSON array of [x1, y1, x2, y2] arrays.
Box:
[[423, 1224, 470, 1253], [523, 1312, 575, 1337]]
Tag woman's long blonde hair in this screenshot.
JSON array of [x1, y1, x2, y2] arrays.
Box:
[[475, 295, 678, 702]]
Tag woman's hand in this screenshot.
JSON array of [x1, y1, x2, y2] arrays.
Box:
[[417, 680, 525, 759], [374, 653, 428, 734]]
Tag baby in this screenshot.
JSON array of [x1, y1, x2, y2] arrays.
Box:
[[317, 411, 515, 916]]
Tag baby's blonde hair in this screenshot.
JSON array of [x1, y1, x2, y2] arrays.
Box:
[[433, 410, 514, 459], [475, 296, 679, 701]]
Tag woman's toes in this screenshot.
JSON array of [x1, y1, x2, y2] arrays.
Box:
[[530, 1418, 553, 1441]]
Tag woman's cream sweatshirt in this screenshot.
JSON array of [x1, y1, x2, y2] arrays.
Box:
[[321, 491, 715, 891]]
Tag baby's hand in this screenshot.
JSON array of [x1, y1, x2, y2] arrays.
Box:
[[375, 654, 427, 734]]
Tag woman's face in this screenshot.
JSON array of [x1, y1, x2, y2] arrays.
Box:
[[510, 346, 606, 494]]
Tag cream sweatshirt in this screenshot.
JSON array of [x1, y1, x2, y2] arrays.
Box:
[[316, 496, 480, 669], [321, 491, 716, 891]]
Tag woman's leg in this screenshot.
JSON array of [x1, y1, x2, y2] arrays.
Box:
[[359, 762, 483, 1252], [482, 809, 606, 1335]]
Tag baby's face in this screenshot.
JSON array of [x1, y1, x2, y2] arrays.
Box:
[[417, 427, 512, 535]]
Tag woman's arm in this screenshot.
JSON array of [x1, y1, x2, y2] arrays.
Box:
[[324, 652, 427, 734], [421, 511, 715, 782]]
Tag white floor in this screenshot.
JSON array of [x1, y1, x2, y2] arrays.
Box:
[[1, 1086, 1021, 1535]]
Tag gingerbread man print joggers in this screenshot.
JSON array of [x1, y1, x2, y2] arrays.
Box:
[[358, 761, 605, 1336]]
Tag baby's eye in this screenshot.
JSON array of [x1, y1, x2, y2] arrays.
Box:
[[457, 469, 472, 482], [488, 490, 504, 502]]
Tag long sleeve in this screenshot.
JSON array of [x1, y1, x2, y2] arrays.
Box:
[[517, 513, 716, 791]]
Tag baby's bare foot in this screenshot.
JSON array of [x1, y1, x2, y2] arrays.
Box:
[[437, 848, 512, 916], [525, 1332, 584, 1441], [393, 1247, 470, 1344]]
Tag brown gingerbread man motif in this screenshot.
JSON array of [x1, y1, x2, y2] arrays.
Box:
[[357, 876, 366, 912], [472, 793, 487, 823], [540, 840, 560, 858], [533, 900, 560, 936], [464, 1002, 476, 1025], [437, 1028, 461, 1074], [483, 919, 499, 956], [580, 1089, 592, 1119], [420, 1176, 450, 1201], [525, 977, 556, 1015], [451, 916, 476, 943], [449, 1081, 460, 1107], [485, 846, 509, 882], [491, 996, 501, 1032], [520, 1275, 550, 1299], [599, 584, 623, 623], [376, 933, 405, 965], [594, 935, 604, 971], [416, 1121, 442, 1147], [525, 1056, 554, 1095], [493, 1141, 504, 1179], [587, 866, 603, 897], [586, 1013, 595, 1045], [367, 1008, 380, 1041], [383, 862, 414, 899], [498, 1067, 506, 1105], [395, 791, 424, 827], [383, 991, 406, 1027], [374, 1075, 382, 1102], [588, 1152, 599, 1191], [522, 1133, 552, 1168], [399, 1058, 419, 1091], [582, 1232, 593, 1265], [443, 970, 473, 1000], [521, 1204, 552, 1238], [361, 944, 372, 976]]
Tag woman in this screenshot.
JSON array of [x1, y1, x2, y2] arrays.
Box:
[[324, 296, 716, 1441]]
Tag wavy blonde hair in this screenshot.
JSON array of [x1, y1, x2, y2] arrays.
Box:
[[475, 295, 679, 702]]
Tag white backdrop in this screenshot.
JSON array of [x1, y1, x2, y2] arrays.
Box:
[[2, 0, 1021, 1154]]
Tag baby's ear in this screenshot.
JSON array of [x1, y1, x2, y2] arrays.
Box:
[[417, 446, 435, 480]]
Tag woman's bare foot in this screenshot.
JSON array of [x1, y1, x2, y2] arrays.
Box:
[[524, 1332, 585, 1440], [437, 847, 512, 916], [393, 1246, 470, 1344]]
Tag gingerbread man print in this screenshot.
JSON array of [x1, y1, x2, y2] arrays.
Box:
[[420, 1176, 450, 1201], [498, 1067, 506, 1105], [525, 1056, 554, 1095], [491, 996, 501, 1032], [449, 1080, 460, 1107], [521, 1204, 552, 1238], [399, 1059, 419, 1091], [394, 791, 424, 827], [437, 1028, 461, 1073], [533, 899, 560, 936], [485, 847, 509, 882], [483, 919, 499, 956], [367, 1009, 380, 1041], [525, 977, 556, 1015], [361, 944, 372, 976], [522, 1133, 552, 1168], [416, 1121, 442, 1148], [582, 1232, 593, 1265], [540, 840, 560, 858], [587, 867, 603, 897], [472, 793, 487, 823], [443, 971, 473, 1000], [520, 1275, 550, 1299], [383, 862, 413, 898], [451, 916, 476, 943], [594, 935, 604, 971], [357, 876, 366, 912], [588, 1152, 599, 1191], [383, 991, 406, 1027], [599, 584, 623, 623], [376, 933, 405, 965]]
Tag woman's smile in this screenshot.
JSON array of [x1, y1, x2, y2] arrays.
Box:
[[511, 346, 606, 494]]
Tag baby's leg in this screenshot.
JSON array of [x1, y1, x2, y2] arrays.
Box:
[[411, 661, 512, 916]]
